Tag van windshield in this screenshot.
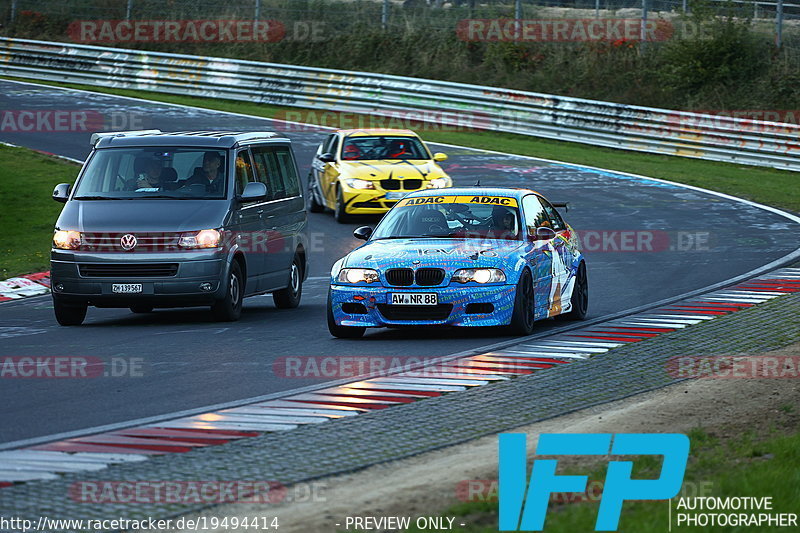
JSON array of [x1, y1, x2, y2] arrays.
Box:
[[72, 148, 228, 199]]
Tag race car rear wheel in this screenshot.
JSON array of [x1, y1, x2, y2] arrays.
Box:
[[559, 262, 588, 321], [327, 291, 365, 338], [53, 297, 87, 326], [508, 269, 535, 336], [334, 188, 351, 224], [308, 173, 325, 213]]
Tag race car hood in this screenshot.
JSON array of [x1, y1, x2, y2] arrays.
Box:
[[338, 160, 443, 180], [343, 238, 525, 271], [56, 200, 229, 233]]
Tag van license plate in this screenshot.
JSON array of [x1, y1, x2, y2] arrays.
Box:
[[112, 284, 143, 294], [390, 293, 437, 306]]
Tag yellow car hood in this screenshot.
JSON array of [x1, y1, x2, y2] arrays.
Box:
[[338, 159, 444, 180]]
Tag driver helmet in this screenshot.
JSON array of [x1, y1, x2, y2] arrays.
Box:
[[386, 139, 408, 158], [343, 144, 361, 160]]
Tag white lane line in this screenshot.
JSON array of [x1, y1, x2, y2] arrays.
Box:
[[0, 470, 59, 482], [230, 408, 344, 419], [369, 376, 487, 387], [0, 459, 107, 472], [643, 314, 716, 320], [153, 420, 298, 432], [490, 350, 588, 360], [701, 297, 770, 303], [517, 344, 609, 353], [714, 291, 780, 298], [356, 380, 467, 392], [534, 340, 623, 348], [216, 408, 330, 423], [0, 450, 145, 463], [630, 318, 704, 325], [614, 321, 688, 328]]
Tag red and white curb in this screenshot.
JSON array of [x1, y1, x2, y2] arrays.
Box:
[[1, 267, 797, 486], [0, 272, 50, 302]]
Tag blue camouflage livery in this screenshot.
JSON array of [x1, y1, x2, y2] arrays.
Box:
[[328, 187, 586, 333]]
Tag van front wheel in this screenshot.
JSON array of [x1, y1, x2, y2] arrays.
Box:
[[53, 297, 87, 326], [211, 261, 243, 321], [273, 255, 303, 309]]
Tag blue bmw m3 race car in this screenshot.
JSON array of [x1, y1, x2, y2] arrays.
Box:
[[327, 187, 588, 338]]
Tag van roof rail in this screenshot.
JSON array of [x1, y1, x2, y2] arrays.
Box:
[[90, 130, 163, 146]]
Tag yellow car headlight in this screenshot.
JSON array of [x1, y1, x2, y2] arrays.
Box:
[[428, 177, 451, 189], [53, 230, 81, 250], [344, 178, 376, 190]]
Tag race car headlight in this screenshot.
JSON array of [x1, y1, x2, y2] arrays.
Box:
[[53, 230, 81, 250], [452, 268, 506, 284], [344, 178, 376, 190], [427, 177, 451, 189], [337, 268, 380, 284], [179, 229, 221, 249]]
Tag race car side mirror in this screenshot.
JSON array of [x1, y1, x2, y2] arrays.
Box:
[[318, 152, 335, 163], [433, 152, 448, 162], [353, 226, 373, 241], [53, 183, 71, 203], [532, 226, 556, 241]]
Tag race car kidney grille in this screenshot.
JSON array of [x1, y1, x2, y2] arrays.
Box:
[[78, 263, 179, 277], [385, 268, 414, 286], [380, 179, 423, 191], [377, 304, 453, 321], [415, 268, 445, 286]]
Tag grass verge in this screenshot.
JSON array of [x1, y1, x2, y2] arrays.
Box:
[[405, 427, 800, 532], [0, 144, 79, 278], [3, 75, 799, 214]]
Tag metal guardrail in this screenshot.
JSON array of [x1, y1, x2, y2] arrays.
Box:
[[0, 37, 798, 170]]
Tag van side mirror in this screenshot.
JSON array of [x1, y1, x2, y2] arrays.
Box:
[[353, 226, 373, 241], [433, 152, 448, 162], [53, 183, 71, 203], [240, 181, 268, 202], [318, 152, 335, 163], [532, 226, 556, 241]]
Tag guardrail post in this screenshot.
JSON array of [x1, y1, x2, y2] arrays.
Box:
[[682, 0, 688, 13], [595, 0, 600, 19], [255, 0, 261, 21], [382, 0, 389, 30], [776, 0, 784, 48], [640, 0, 648, 52], [515, 0, 522, 20], [126, 0, 133, 21], [10, 0, 18, 24]]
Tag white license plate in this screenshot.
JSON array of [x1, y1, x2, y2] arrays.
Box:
[[390, 293, 438, 306], [385, 192, 406, 200], [112, 283, 143, 294]]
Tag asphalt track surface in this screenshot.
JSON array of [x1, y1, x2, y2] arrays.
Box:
[[1, 79, 798, 445]]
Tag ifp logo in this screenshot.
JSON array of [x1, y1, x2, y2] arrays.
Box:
[[499, 433, 689, 531]]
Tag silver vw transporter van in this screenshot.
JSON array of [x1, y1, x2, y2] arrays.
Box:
[[50, 130, 309, 325]]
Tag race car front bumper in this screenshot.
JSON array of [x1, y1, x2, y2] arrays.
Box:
[[329, 283, 517, 327]]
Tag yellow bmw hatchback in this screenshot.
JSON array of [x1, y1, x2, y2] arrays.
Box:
[[307, 129, 452, 222]]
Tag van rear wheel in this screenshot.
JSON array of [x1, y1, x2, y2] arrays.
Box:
[[211, 261, 243, 322], [53, 297, 87, 326]]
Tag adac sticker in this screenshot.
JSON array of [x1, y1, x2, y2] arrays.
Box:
[[398, 196, 518, 207]]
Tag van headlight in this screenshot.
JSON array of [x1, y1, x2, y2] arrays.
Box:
[[337, 268, 380, 284], [179, 229, 221, 249], [53, 230, 81, 250], [452, 268, 505, 284], [344, 178, 376, 190]]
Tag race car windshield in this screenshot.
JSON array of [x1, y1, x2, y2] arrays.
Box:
[[72, 148, 228, 200], [371, 197, 521, 240], [339, 136, 430, 161]]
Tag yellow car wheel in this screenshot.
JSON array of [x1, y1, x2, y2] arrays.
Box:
[[334, 187, 352, 224]]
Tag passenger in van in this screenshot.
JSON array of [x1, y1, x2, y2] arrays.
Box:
[[185, 151, 224, 193]]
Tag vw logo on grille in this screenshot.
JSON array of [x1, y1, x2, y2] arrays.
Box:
[[120, 234, 137, 251]]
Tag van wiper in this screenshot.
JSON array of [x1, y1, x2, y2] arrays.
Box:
[[72, 196, 123, 200]]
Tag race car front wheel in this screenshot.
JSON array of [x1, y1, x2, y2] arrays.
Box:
[[334, 188, 352, 224], [327, 290, 365, 338], [508, 269, 535, 336], [558, 262, 588, 321]]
